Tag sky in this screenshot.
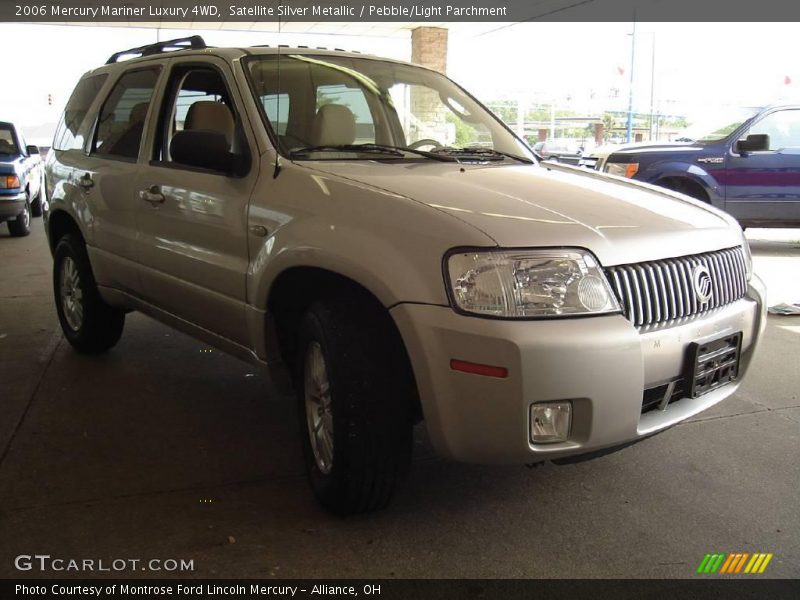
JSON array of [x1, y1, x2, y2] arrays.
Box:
[[3, 21, 800, 143]]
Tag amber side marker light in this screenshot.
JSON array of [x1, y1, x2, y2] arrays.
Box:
[[2, 175, 21, 189], [450, 359, 508, 378], [623, 163, 639, 178]]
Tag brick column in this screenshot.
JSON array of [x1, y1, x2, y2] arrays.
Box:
[[409, 27, 450, 145], [411, 27, 448, 74], [594, 123, 604, 145]]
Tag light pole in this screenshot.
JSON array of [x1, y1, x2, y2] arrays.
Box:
[[648, 33, 657, 141], [625, 20, 636, 143]]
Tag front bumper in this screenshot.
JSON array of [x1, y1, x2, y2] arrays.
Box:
[[0, 191, 26, 220], [391, 274, 766, 464]]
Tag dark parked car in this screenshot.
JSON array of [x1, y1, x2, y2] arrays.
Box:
[[595, 105, 800, 227], [0, 121, 44, 236]]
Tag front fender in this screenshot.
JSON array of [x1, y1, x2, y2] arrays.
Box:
[[638, 160, 723, 204], [245, 162, 496, 312]]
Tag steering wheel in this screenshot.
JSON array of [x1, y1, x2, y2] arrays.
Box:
[[408, 138, 442, 150]]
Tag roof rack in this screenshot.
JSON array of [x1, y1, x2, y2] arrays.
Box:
[[105, 35, 207, 64]]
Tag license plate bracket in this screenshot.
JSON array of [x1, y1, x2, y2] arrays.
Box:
[[687, 332, 743, 398]]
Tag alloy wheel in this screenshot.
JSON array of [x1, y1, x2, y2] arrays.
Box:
[[60, 256, 83, 331], [304, 341, 334, 474]]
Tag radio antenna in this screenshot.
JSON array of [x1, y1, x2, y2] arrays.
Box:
[[273, 0, 283, 178]]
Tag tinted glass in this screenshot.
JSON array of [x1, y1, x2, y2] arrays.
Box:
[[94, 68, 159, 159], [53, 74, 108, 151]]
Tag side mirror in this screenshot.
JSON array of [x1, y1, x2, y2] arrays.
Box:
[[25, 144, 40, 155], [170, 130, 234, 173], [735, 134, 769, 154]]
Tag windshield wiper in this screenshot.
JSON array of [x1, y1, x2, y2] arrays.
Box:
[[428, 146, 533, 164], [290, 143, 405, 157], [289, 143, 457, 162]]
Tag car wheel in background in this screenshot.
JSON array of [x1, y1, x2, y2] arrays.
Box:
[[296, 294, 413, 515], [7, 197, 32, 237], [53, 234, 125, 354], [31, 186, 43, 217], [658, 177, 710, 203]]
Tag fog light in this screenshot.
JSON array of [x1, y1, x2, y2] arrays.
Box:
[[530, 402, 571, 444]]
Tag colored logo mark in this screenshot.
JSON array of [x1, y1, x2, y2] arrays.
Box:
[[697, 552, 773, 574]]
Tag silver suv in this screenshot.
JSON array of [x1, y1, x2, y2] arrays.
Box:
[[45, 37, 766, 514]]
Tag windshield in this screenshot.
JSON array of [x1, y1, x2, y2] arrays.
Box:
[[0, 125, 20, 155], [245, 54, 532, 161], [679, 107, 761, 143]]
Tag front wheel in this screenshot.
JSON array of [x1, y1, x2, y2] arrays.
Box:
[[296, 295, 414, 515], [7, 197, 31, 237], [53, 234, 125, 354]]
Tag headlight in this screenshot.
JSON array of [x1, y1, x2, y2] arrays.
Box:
[[447, 249, 621, 318], [605, 162, 639, 178]]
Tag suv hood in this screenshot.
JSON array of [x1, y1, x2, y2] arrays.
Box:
[[611, 142, 703, 157], [303, 161, 742, 267]]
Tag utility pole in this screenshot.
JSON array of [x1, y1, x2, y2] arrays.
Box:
[[649, 33, 656, 141], [516, 96, 528, 140], [625, 19, 637, 143], [550, 100, 556, 140]]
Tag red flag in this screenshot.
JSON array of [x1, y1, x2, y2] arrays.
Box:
[[617, 66, 625, 76], [785, 75, 792, 85]]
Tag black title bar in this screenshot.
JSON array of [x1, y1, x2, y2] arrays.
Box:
[[4, 0, 800, 23], [4, 579, 800, 600]]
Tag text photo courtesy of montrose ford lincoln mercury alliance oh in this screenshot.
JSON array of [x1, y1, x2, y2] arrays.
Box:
[[44, 36, 765, 514]]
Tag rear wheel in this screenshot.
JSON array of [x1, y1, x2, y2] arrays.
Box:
[[296, 295, 413, 515], [7, 196, 31, 237], [53, 234, 125, 354]]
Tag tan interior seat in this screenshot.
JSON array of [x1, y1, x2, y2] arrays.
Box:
[[311, 104, 356, 147], [102, 102, 149, 156], [185, 101, 234, 145]]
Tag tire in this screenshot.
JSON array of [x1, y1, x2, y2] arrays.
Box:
[[296, 294, 414, 515], [53, 234, 125, 354], [7, 195, 32, 237]]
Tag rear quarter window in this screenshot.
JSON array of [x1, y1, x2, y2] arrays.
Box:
[[53, 74, 109, 151]]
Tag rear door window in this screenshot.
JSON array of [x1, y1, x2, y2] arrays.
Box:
[[93, 68, 160, 160]]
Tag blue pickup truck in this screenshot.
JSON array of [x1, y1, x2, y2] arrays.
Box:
[[1, 121, 44, 237], [587, 105, 800, 227]]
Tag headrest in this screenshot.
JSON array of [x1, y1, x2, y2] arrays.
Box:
[[185, 101, 234, 145], [312, 104, 356, 147], [129, 103, 150, 124]]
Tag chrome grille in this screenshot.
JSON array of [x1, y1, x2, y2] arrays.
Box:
[[606, 247, 748, 329]]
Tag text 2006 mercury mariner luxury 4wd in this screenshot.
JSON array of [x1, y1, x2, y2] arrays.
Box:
[[45, 37, 765, 514]]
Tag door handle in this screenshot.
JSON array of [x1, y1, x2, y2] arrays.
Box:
[[78, 173, 94, 189], [139, 185, 165, 206]]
